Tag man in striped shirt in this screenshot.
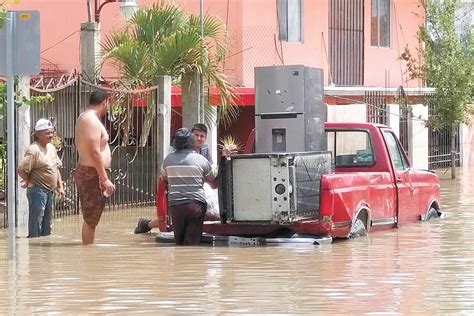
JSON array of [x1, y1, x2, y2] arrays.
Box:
[[160, 128, 217, 245]]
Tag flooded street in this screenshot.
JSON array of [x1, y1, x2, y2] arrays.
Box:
[[1, 169, 473, 314]]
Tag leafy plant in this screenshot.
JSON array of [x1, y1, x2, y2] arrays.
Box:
[[101, 1, 238, 131], [399, 0, 474, 178], [218, 135, 242, 155]]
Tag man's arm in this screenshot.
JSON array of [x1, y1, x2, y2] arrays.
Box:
[[56, 168, 65, 197], [17, 149, 35, 186], [203, 159, 218, 181]]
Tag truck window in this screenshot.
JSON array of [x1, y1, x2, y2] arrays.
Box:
[[383, 131, 409, 171], [326, 130, 374, 167]]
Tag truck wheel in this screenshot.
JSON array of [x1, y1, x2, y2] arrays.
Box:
[[426, 207, 439, 221], [349, 218, 367, 239]]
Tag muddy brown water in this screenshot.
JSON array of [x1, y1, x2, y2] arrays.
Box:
[[1, 169, 473, 314]]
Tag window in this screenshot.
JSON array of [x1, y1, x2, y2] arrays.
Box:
[[371, 0, 391, 47], [383, 131, 409, 171], [327, 130, 375, 167], [328, 0, 364, 86], [278, 0, 303, 42]]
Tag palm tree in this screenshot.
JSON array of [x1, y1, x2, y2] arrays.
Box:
[[100, 2, 238, 142]]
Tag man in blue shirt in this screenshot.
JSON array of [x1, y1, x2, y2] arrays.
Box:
[[191, 123, 212, 164]]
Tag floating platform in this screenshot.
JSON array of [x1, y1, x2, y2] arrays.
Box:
[[155, 232, 332, 246]]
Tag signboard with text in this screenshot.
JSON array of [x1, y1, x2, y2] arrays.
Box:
[[0, 10, 40, 75]]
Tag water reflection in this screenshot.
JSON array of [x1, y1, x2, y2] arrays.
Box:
[[1, 169, 473, 313]]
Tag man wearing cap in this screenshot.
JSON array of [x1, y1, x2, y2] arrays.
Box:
[[160, 127, 217, 245], [74, 90, 116, 245], [18, 119, 65, 238]]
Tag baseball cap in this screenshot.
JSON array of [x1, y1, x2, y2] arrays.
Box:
[[34, 119, 54, 132], [175, 127, 192, 140]]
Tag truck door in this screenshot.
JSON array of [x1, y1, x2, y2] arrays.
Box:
[[382, 130, 420, 223]]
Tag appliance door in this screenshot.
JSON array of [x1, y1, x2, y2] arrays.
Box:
[[255, 114, 305, 153], [232, 158, 273, 221], [255, 65, 305, 114]]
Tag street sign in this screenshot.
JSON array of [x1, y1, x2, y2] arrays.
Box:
[[0, 10, 41, 260], [0, 10, 40, 75]]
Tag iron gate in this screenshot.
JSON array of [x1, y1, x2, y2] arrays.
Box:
[[2, 77, 161, 227], [427, 104, 460, 169], [399, 106, 409, 155], [365, 91, 388, 125], [0, 81, 5, 228]]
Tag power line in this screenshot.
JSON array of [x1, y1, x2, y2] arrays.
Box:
[[41, 29, 80, 53]]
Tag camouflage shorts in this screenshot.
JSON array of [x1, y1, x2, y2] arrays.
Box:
[[73, 165, 106, 228]]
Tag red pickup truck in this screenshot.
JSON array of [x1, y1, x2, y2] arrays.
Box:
[[157, 122, 441, 240]]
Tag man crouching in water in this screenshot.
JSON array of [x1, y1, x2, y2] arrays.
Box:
[[162, 128, 217, 245], [74, 90, 115, 245]]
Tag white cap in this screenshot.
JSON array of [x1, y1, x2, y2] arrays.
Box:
[[34, 119, 53, 131]]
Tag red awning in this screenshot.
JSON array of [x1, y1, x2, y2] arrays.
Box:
[[171, 86, 255, 107]]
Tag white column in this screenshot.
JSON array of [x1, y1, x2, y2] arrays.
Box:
[[461, 114, 474, 167], [408, 104, 429, 169], [80, 22, 101, 82], [207, 106, 218, 165], [156, 76, 172, 173], [16, 76, 31, 237], [388, 103, 400, 138]]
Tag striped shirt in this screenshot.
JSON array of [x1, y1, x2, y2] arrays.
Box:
[[161, 149, 217, 206]]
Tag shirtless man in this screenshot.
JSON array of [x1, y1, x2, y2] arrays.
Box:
[[73, 90, 115, 245]]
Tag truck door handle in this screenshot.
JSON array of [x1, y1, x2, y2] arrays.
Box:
[[396, 177, 402, 183]]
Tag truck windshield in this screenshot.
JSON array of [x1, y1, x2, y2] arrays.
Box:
[[326, 130, 374, 167]]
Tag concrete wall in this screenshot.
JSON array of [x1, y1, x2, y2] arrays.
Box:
[[327, 103, 367, 123], [461, 114, 474, 167]]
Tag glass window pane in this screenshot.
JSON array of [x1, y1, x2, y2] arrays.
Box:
[[383, 131, 408, 171], [278, 0, 288, 41], [379, 0, 390, 47], [331, 131, 374, 167], [371, 0, 379, 46], [287, 0, 301, 42]]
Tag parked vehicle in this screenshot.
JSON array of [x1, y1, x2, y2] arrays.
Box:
[[157, 122, 441, 240]]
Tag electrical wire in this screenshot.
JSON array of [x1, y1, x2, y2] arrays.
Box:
[[41, 29, 80, 53], [326, 93, 430, 122]]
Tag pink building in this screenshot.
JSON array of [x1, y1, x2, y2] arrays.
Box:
[[11, 0, 424, 89], [14, 0, 457, 170]]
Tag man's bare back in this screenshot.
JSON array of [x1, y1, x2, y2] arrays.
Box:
[[75, 110, 112, 168]]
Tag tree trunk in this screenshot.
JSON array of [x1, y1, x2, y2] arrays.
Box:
[[450, 125, 457, 179], [181, 72, 203, 128]]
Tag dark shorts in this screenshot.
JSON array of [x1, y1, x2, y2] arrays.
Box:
[[73, 165, 106, 228], [170, 201, 206, 245]]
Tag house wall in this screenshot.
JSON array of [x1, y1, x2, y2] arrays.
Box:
[[11, 0, 424, 89]]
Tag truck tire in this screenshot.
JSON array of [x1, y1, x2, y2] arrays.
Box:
[[349, 217, 368, 239], [426, 207, 439, 221]]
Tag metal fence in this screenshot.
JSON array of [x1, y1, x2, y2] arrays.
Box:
[[3, 77, 160, 228], [365, 91, 389, 125], [0, 81, 5, 228], [427, 104, 460, 169], [399, 106, 410, 154]]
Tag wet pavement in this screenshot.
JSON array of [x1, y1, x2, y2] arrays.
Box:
[[1, 168, 473, 314]]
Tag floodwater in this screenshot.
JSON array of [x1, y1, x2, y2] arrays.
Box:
[[0, 169, 473, 314]]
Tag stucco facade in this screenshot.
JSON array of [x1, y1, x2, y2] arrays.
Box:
[[12, 0, 425, 90]]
